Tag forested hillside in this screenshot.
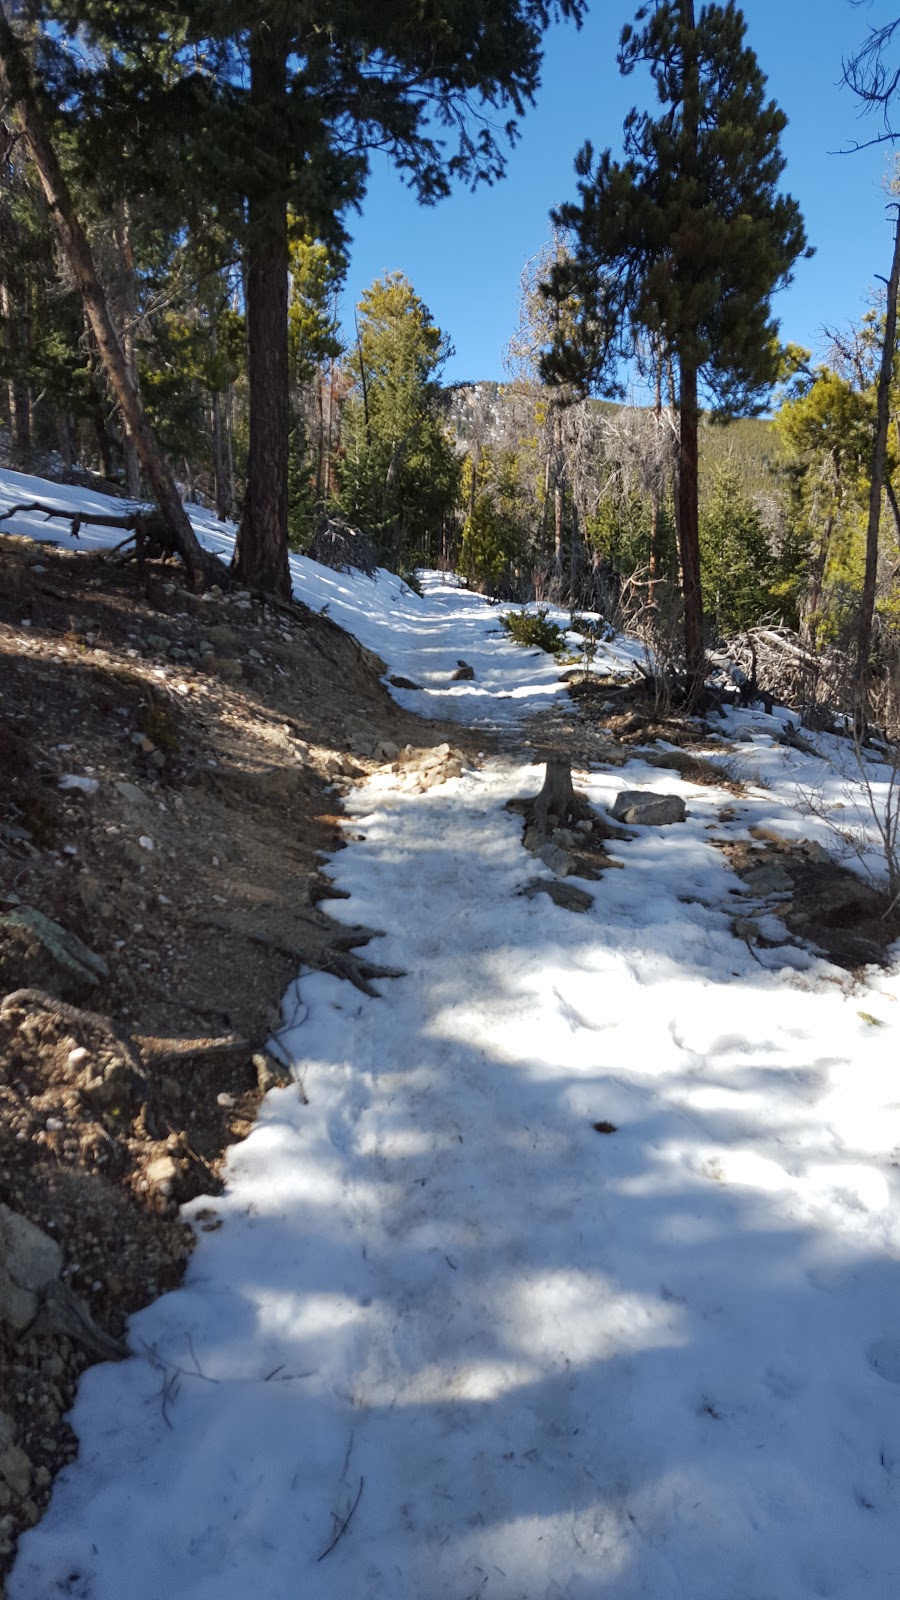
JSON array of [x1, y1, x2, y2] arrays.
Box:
[[0, 0, 890, 732]]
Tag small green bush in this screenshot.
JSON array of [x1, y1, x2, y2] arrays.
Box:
[[500, 607, 567, 656]]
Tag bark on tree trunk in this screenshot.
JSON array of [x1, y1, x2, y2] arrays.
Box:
[[569, 498, 579, 601], [231, 17, 291, 597], [324, 359, 335, 500], [209, 322, 229, 520], [856, 203, 900, 715], [667, 356, 679, 548], [354, 312, 371, 445], [677, 357, 704, 683], [225, 386, 237, 518], [211, 385, 229, 520], [83, 311, 113, 479], [314, 368, 325, 510], [676, 0, 705, 689], [2, 278, 30, 453], [56, 410, 74, 470], [648, 352, 663, 601], [803, 510, 834, 647], [92, 404, 113, 478], [114, 205, 141, 499], [552, 407, 564, 584], [0, 5, 222, 587]]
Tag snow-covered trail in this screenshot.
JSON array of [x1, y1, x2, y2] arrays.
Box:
[[12, 759, 900, 1597], [0, 464, 640, 728], [5, 469, 900, 1597]]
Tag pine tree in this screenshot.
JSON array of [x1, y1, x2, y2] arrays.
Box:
[[0, 2, 224, 586], [339, 272, 459, 569], [699, 466, 776, 636], [776, 366, 874, 643], [543, 0, 809, 682], [40, 0, 586, 595], [460, 448, 530, 591]]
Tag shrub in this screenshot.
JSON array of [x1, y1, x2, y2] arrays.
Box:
[[501, 607, 567, 655]]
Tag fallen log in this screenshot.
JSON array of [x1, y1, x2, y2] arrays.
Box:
[[0, 497, 177, 557]]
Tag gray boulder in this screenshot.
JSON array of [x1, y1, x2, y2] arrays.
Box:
[[743, 864, 794, 896], [522, 878, 594, 914], [538, 842, 575, 877], [0, 1205, 63, 1332], [610, 790, 686, 826]]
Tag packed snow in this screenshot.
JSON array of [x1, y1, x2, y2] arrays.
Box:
[[4, 470, 900, 1599]]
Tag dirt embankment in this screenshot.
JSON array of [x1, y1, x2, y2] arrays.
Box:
[[0, 533, 478, 1586]]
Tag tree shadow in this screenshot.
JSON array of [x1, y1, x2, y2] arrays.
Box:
[[13, 793, 900, 1598]]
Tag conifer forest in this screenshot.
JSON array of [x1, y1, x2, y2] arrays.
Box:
[[0, 0, 898, 726]]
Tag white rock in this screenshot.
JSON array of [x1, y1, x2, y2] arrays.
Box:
[[145, 1155, 179, 1194], [59, 774, 99, 795]]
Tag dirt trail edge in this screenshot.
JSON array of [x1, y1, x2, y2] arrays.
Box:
[[0, 533, 484, 1586]]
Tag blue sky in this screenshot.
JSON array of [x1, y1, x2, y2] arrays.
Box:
[[340, 0, 900, 386]]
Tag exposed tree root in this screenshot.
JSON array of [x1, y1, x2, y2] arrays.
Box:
[[192, 909, 405, 998], [133, 1034, 257, 1068], [0, 987, 146, 1079]]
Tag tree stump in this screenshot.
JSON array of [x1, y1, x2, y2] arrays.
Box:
[[532, 757, 581, 837], [508, 757, 591, 852]]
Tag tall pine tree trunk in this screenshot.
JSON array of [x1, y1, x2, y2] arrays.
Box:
[[1, 278, 30, 453], [648, 351, 663, 602], [115, 204, 141, 498], [0, 4, 221, 586], [231, 18, 291, 597], [226, 386, 237, 518], [552, 405, 564, 584], [83, 310, 113, 479], [806, 517, 833, 645], [324, 360, 336, 500], [856, 203, 900, 716], [677, 0, 705, 685], [314, 368, 325, 510], [209, 321, 229, 520], [211, 386, 229, 520], [677, 357, 704, 680], [56, 409, 74, 470]]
